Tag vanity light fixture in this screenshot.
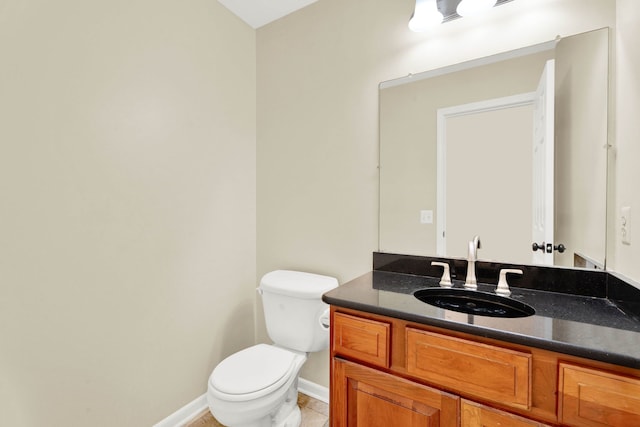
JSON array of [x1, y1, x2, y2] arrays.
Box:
[[408, 0, 444, 32], [456, 0, 498, 17], [409, 0, 511, 32]]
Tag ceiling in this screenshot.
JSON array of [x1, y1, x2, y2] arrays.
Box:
[[217, 0, 320, 29]]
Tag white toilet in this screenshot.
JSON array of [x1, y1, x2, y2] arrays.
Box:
[[207, 270, 338, 427]]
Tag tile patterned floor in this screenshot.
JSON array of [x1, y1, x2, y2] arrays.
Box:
[[185, 393, 329, 427]]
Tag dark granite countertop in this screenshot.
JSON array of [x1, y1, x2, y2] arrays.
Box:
[[323, 269, 640, 369]]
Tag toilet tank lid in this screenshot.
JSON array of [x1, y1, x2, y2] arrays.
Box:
[[259, 270, 338, 299]]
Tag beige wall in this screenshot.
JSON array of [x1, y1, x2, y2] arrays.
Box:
[[0, 1, 256, 425], [257, 0, 616, 388], [609, 0, 640, 281]]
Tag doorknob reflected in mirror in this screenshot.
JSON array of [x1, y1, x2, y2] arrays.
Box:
[[532, 242, 545, 252], [532, 242, 566, 253]]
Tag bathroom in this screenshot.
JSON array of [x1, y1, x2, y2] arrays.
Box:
[[0, 0, 637, 425]]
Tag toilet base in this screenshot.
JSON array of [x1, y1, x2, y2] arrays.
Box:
[[271, 380, 301, 427], [277, 405, 301, 427]]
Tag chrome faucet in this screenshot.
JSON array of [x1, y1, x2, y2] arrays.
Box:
[[464, 235, 481, 290]]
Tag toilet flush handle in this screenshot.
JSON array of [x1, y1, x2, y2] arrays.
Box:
[[319, 308, 330, 330], [256, 287, 263, 295]]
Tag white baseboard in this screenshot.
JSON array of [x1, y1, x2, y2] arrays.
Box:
[[152, 393, 207, 427], [298, 378, 329, 404], [152, 378, 329, 426]]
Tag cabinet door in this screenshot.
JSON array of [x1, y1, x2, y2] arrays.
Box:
[[461, 400, 551, 427], [332, 358, 459, 427], [559, 363, 640, 427]]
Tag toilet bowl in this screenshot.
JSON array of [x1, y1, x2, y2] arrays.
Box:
[[208, 344, 307, 427], [207, 270, 338, 427]]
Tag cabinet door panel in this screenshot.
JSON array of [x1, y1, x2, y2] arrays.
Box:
[[406, 328, 531, 409], [332, 358, 459, 427], [559, 363, 640, 427]]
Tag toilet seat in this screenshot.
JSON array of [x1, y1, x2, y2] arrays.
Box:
[[209, 344, 303, 402]]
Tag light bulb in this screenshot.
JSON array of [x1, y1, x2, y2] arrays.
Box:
[[408, 0, 443, 32], [456, 0, 498, 17]]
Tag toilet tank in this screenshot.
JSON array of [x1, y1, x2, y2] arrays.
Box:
[[259, 270, 339, 353]]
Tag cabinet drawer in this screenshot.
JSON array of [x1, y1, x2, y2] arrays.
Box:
[[406, 327, 531, 409], [333, 312, 390, 368], [559, 363, 640, 427], [462, 400, 551, 427]]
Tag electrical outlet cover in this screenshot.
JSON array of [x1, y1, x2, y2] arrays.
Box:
[[622, 206, 631, 245], [420, 210, 433, 224]]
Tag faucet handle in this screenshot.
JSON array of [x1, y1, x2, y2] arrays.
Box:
[[431, 262, 452, 288], [496, 269, 523, 297]]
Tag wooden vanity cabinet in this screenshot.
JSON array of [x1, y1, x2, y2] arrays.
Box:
[[330, 306, 640, 427]]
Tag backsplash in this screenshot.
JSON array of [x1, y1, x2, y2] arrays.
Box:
[[373, 252, 640, 305]]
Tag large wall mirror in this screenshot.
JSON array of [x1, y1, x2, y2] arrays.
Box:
[[379, 27, 609, 268]]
